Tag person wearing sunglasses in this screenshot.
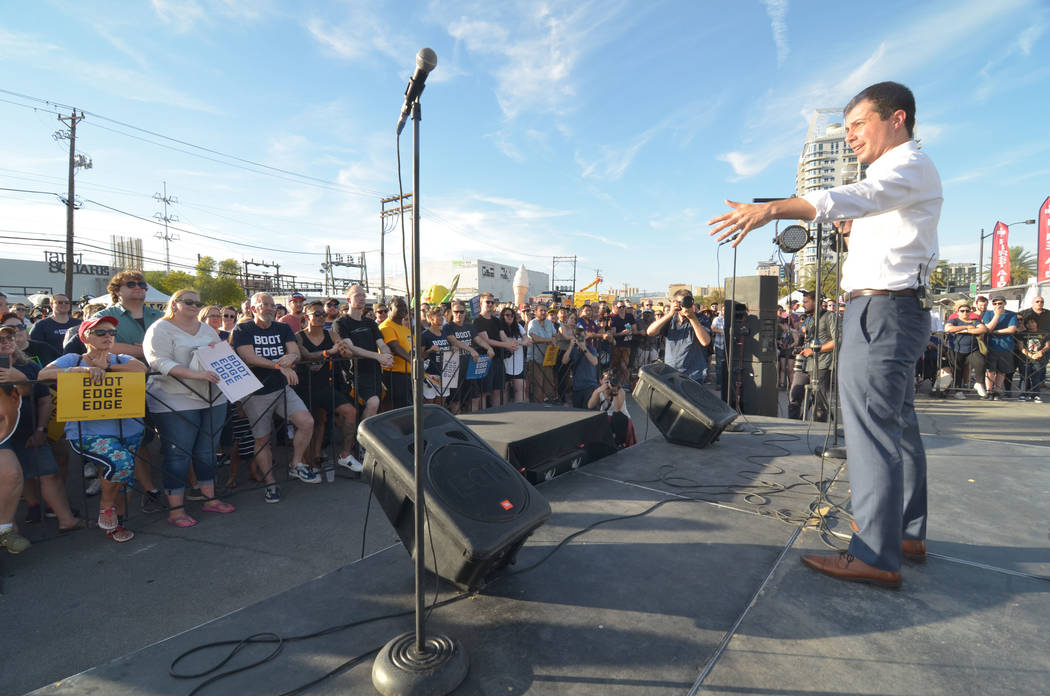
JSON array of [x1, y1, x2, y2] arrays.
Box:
[[29, 293, 82, 356], [94, 271, 163, 361], [220, 307, 239, 334], [942, 300, 981, 398], [93, 270, 165, 513], [295, 301, 361, 473], [980, 296, 1019, 400], [143, 290, 233, 527], [39, 317, 148, 543]]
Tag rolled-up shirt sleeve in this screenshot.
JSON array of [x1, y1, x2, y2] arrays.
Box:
[[802, 155, 927, 224]]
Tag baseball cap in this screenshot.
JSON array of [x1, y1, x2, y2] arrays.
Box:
[[78, 315, 119, 341], [290, 292, 305, 300]]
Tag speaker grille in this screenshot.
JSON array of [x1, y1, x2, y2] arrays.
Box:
[[427, 443, 532, 523]]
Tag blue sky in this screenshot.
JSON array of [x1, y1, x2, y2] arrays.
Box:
[[1, 0, 1048, 297]]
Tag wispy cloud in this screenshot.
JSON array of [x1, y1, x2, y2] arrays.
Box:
[[574, 231, 628, 249], [976, 13, 1049, 101], [151, 0, 268, 33], [304, 3, 412, 65], [471, 195, 572, 220], [443, 1, 630, 120], [717, 0, 1034, 179], [761, 0, 789, 67]]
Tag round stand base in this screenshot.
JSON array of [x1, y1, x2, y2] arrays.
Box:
[[821, 446, 847, 460], [372, 632, 468, 696]]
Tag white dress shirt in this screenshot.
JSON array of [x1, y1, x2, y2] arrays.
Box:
[[802, 140, 941, 292]]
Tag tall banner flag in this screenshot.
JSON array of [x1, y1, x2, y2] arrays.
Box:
[[990, 221, 1011, 289], [1039, 197, 1050, 283]]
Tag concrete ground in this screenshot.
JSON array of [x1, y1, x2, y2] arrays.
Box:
[[3, 384, 1048, 696]]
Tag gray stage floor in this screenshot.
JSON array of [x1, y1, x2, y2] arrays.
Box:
[[22, 407, 1050, 696]]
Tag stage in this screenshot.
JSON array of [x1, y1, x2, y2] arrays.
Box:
[[23, 407, 1050, 696]]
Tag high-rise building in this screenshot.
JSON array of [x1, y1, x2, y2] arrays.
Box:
[[794, 109, 864, 271]]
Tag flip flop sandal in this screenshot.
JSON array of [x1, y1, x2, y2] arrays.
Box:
[[202, 500, 235, 514], [107, 526, 134, 543], [166, 515, 198, 528]]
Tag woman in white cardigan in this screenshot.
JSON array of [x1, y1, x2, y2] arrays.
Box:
[[143, 289, 232, 527]]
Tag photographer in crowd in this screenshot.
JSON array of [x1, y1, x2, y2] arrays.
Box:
[[563, 326, 600, 409], [587, 369, 634, 448], [646, 289, 711, 383]]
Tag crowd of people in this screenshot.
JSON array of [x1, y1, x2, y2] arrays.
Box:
[[1, 268, 1046, 557]]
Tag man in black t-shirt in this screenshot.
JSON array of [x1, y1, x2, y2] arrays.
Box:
[[472, 294, 510, 409], [609, 301, 636, 388], [29, 294, 81, 355], [331, 284, 394, 423], [233, 292, 317, 500], [421, 306, 451, 403], [442, 300, 487, 412]]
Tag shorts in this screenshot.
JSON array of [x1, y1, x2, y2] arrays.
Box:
[[985, 349, 1015, 374], [69, 433, 143, 485], [351, 368, 383, 406], [2, 439, 60, 478], [479, 355, 505, 393], [241, 386, 309, 440], [297, 379, 351, 412]]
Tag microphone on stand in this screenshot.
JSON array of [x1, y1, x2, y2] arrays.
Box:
[[396, 48, 438, 135]]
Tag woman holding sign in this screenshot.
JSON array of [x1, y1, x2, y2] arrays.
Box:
[[39, 316, 147, 543], [143, 289, 232, 528]]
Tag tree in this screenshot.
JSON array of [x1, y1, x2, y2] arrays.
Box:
[[699, 288, 725, 309], [144, 257, 245, 307], [796, 259, 842, 299], [982, 246, 1036, 286]]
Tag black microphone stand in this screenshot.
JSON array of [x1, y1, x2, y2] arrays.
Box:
[[811, 222, 846, 459], [372, 85, 468, 696]]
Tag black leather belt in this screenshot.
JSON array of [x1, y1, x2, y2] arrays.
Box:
[[845, 288, 918, 302]]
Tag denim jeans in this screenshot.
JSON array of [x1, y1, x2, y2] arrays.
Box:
[[151, 404, 228, 494], [1021, 361, 1046, 397]]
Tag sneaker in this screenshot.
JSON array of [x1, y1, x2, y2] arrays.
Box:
[[85, 478, 102, 496], [140, 490, 165, 514], [337, 452, 364, 473], [97, 506, 118, 531], [1018, 394, 1028, 401], [0, 527, 31, 554], [83, 462, 97, 478], [953, 391, 966, 400], [289, 463, 321, 484], [23, 504, 42, 524], [264, 485, 281, 503], [1035, 396, 1043, 403], [107, 526, 134, 543], [973, 382, 987, 398]]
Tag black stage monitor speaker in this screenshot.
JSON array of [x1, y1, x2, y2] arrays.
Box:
[[357, 405, 552, 591], [633, 362, 738, 448]]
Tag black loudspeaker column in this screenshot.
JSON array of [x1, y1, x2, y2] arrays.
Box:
[[724, 275, 779, 416], [358, 405, 552, 591], [633, 363, 738, 448]]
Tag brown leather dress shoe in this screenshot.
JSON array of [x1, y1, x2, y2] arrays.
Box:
[[801, 551, 902, 589], [902, 539, 926, 562]]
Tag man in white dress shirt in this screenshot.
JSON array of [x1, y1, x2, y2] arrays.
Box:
[[708, 82, 940, 589]]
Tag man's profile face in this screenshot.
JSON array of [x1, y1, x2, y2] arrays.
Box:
[[844, 99, 905, 164], [802, 295, 815, 314]]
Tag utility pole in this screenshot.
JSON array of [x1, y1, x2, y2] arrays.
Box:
[[54, 110, 89, 297], [153, 182, 179, 272], [381, 193, 413, 303]]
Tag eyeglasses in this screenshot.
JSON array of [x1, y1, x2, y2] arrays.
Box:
[[0, 335, 14, 343], [326, 301, 339, 306], [206, 314, 222, 320], [993, 301, 1005, 305], [54, 300, 71, 305], [310, 311, 325, 317], [957, 307, 970, 312], [124, 281, 148, 289], [88, 329, 118, 337], [223, 313, 237, 319], [452, 310, 465, 315], [2, 323, 25, 332], [179, 299, 204, 308], [376, 309, 388, 314]]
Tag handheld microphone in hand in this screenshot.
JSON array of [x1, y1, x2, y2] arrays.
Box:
[[396, 48, 438, 135]]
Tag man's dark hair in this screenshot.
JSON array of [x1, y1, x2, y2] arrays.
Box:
[[845, 81, 915, 138]]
